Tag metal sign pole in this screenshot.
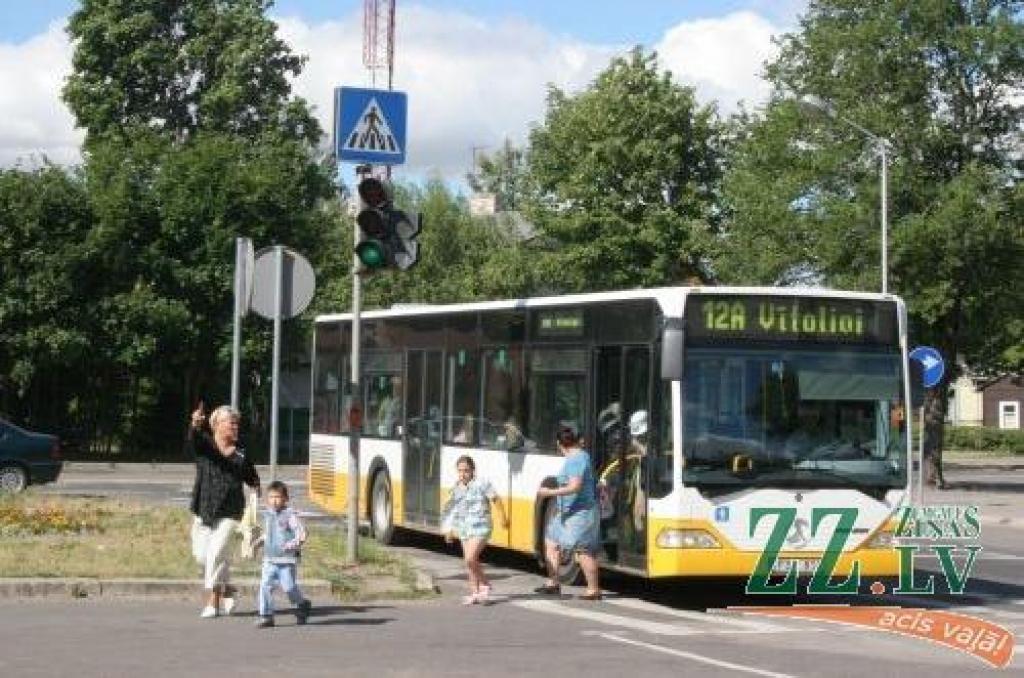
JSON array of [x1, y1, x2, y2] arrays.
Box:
[[347, 181, 363, 565], [269, 246, 284, 482], [231, 238, 244, 410], [918, 405, 925, 505]]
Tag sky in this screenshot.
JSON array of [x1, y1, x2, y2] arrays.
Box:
[[0, 1, 807, 180]]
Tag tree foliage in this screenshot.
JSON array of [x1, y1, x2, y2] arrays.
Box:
[[0, 0, 337, 456], [524, 49, 724, 291], [720, 0, 1024, 474], [64, 0, 319, 146]]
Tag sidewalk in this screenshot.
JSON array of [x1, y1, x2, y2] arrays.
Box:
[[923, 456, 1024, 530], [943, 454, 1024, 470]]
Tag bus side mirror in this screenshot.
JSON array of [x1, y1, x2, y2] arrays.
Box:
[[661, 319, 683, 381], [909, 360, 924, 408]]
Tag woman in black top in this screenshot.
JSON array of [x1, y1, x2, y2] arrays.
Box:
[[188, 403, 260, 618]]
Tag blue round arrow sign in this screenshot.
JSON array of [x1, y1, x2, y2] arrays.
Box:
[[909, 346, 945, 389]]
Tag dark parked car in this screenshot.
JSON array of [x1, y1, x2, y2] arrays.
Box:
[[0, 417, 62, 493]]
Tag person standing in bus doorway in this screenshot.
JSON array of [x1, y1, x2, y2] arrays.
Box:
[[621, 410, 649, 554], [536, 427, 602, 601], [440, 455, 510, 605], [188, 403, 260, 619]]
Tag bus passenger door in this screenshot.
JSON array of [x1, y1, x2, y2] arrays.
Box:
[[593, 346, 651, 569], [593, 347, 623, 564], [402, 350, 443, 527]]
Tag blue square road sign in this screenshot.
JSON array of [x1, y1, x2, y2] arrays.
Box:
[[334, 87, 407, 166]]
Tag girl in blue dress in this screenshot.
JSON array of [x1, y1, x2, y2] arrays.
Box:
[[441, 455, 510, 605]]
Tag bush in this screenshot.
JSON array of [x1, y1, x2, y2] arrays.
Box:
[[945, 426, 1024, 454]]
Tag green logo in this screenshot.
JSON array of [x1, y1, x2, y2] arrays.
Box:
[[745, 505, 982, 596]]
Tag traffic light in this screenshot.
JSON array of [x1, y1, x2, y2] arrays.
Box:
[[354, 177, 421, 272], [355, 177, 390, 271], [389, 208, 421, 271]]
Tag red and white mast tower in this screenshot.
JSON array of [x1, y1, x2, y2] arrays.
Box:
[[363, 0, 396, 90]]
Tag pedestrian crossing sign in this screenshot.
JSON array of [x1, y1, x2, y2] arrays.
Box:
[[334, 87, 407, 165]]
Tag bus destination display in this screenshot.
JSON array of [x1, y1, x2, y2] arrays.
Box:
[[685, 295, 897, 345], [536, 309, 585, 338]]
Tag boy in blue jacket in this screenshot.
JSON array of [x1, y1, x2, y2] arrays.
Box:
[[256, 480, 311, 628]]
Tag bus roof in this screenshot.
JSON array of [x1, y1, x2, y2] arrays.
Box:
[[315, 286, 901, 324]]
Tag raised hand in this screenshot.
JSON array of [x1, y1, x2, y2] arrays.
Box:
[[190, 401, 206, 429]]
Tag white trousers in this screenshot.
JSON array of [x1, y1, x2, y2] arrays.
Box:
[[192, 517, 238, 591]]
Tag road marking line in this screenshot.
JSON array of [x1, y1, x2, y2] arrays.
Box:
[[605, 598, 785, 632], [885, 597, 1024, 622], [956, 606, 1024, 621], [513, 599, 699, 636], [895, 595, 1024, 610], [593, 632, 800, 678]]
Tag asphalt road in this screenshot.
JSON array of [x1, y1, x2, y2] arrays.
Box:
[[13, 462, 1023, 676]]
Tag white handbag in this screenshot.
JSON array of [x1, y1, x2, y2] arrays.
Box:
[[237, 493, 262, 560], [190, 517, 211, 565]]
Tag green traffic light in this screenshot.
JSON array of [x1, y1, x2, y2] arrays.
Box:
[[356, 240, 388, 269]]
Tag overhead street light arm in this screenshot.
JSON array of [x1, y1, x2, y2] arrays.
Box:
[[798, 95, 890, 149], [796, 94, 892, 296]]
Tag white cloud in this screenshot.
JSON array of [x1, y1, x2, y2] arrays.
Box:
[[656, 10, 784, 113], [0, 21, 82, 167], [0, 7, 789, 178], [275, 5, 617, 180]]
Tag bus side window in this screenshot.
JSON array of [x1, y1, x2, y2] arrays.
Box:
[[445, 350, 479, 445], [528, 348, 588, 454], [362, 352, 403, 439], [364, 373, 403, 439], [481, 347, 526, 451], [312, 324, 344, 434]]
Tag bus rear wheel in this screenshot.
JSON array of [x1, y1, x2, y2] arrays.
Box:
[[371, 471, 395, 545], [541, 499, 583, 586]]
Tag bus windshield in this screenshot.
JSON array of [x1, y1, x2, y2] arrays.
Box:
[[682, 347, 908, 492]]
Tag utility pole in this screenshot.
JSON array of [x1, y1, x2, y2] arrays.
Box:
[[344, 0, 399, 565]]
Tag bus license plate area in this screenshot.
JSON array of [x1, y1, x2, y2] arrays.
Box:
[[772, 558, 820, 576]]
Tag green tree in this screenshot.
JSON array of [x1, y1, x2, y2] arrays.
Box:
[[0, 166, 94, 433], [721, 0, 1024, 483], [524, 49, 724, 291], [78, 131, 336, 453], [48, 0, 337, 455], [64, 0, 319, 146]]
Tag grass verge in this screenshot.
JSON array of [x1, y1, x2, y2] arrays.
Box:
[[0, 492, 431, 601]]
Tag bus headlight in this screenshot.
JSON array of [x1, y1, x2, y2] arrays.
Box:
[[866, 530, 895, 549], [656, 528, 721, 549]]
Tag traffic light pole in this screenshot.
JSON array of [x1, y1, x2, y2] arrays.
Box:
[[347, 184, 364, 566]]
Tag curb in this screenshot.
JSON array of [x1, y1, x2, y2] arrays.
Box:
[[0, 578, 331, 600], [0, 572, 439, 600]]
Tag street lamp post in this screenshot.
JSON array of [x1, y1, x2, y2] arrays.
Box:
[[800, 95, 891, 295]]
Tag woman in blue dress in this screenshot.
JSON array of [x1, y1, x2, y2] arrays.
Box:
[[536, 427, 602, 600]]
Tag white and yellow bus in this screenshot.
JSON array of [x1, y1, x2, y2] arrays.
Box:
[[309, 287, 911, 580]]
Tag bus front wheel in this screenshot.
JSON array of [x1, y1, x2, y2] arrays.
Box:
[[371, 471, 395, 545]]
